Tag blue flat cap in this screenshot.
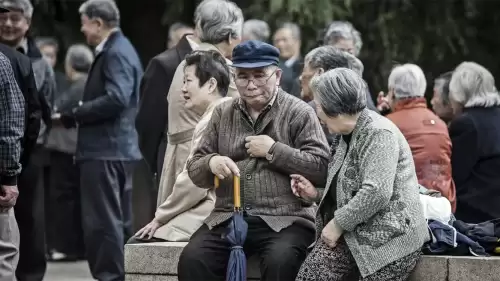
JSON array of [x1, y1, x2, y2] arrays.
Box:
[[232, 40, 280, 69]]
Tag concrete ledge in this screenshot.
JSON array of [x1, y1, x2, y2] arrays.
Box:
[[125, 242, 500, 281]]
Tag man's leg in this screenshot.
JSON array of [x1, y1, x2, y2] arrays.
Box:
[[246, 217, 315, 281], [0, 209, 20, 281], [80, 160, 128, 281], [49, 151, 83, 259], [119, 161, 136, 243], [178, 224, 231, 281], [15, 147, 46, 281]]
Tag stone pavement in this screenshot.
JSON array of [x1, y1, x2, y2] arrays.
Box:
[[44, 261, 93, 281]]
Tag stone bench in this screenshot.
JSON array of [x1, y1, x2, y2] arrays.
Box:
[[125, 242, 500, 281]]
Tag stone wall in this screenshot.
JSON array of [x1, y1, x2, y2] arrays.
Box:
[[125, 242, 500, 281]]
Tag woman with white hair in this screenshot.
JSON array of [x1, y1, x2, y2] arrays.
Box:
[[377, 64, 456, 211], [448, 61, 500, 223], [293, 68, 428, 281]]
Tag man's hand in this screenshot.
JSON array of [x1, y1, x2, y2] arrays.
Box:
[[0, 185, 19, 211], [60, 114, 77, 129], [245, 135, 275, 158], [290, 174, 319, 202], [376, 91, 391, 112], [209, 156, 240, 180]]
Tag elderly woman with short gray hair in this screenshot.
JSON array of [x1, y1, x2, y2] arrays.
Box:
[[448, 62, 500, 223], [293, 68, 428, 281], [45, 43, 93, 261]]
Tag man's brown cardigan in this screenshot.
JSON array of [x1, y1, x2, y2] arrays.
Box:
[[187, 89, 330, 232]]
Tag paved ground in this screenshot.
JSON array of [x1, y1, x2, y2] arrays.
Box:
[[45, 261, 93, 281]]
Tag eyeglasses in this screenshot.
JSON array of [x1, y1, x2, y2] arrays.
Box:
[[234, 69, 277, 87]]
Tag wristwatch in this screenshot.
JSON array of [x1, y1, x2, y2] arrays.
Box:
[[266, 142, 277, 161]]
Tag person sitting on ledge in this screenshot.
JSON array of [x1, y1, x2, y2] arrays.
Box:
[[131, 50, 233, 243], [178, 40, 330, 281]]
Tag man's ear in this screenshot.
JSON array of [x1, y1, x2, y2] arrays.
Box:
[[274, 67, 283, 87], [317, 68, 325, 75]]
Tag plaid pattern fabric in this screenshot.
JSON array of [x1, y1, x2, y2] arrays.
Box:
[[0, 52, 25, 183]]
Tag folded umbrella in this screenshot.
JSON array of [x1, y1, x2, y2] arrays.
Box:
[[215, 176, 248, 281]]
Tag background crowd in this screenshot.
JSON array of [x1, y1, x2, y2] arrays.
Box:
[[0, 0, 499, 281]]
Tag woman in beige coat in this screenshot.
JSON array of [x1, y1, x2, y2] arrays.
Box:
[[133, 50, 233, 241], [156, 0, 241, 208]]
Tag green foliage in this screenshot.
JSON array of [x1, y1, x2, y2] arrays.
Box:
[[232, 0, 500, 95], [33, 0, 500, 97]]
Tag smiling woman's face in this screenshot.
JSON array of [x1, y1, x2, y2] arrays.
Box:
[[181, 65, 213, 115]]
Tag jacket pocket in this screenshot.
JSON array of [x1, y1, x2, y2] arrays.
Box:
[[355, 205, 411, 248]]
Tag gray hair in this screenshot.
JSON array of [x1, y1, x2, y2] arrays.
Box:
[[79, 0, 120, 28], [434, 71, 453, 105], [277, 22, 301, 40], [310, 68, 367, 116], [0, 0, 33, 18], [65, 44, 94, 73], [449, 62, 500, 108], [243, 19, 270, 41], [35, 37, 59, 51], [388, 64, 427, 99], [304, 46, 363, 76], [194, 0, 244, 45], [323, 21, 362, 56]]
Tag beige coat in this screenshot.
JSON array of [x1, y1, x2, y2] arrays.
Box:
[[157, 43, 239, 207], [153, 97, 232, 241]]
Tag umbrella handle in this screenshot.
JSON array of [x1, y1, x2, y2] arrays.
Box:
[[234, 176, 241, 208], [214, 176, 241, 209]]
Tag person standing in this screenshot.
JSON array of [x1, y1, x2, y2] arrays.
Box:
[[135, 18, 196, 221], [45, 44, 94, 261], [273, 22, 302, 96], [0, 49, 25, 281], [0, 1, 56, 280], [57, 0, 143, 280], [157, 0, 242, 210]]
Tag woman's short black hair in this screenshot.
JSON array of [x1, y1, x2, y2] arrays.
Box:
[[184, 50, 231, 97]]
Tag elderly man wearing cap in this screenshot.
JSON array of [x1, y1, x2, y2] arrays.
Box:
[[180, 40, 329, 281]]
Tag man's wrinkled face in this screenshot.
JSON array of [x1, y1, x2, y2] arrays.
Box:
[[0, 10, 29, 45], [234, 66, 282, 110], [299, 61, 317, 100], [431, 87, 454, 122], [40, 45, 57, 68], [331, 38, 355, 55], [273, 28, 298, 60], [80, 14, 101, 46]]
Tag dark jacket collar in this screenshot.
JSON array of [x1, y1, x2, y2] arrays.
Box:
[[98, 29, 123, 53], [22, 36, 42, 59], [175, 34, 194, 58]]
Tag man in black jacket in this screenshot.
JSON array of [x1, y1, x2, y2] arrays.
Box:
[[0, 1, 55, 280], [0, 43, 45, 170], [136, 34, 194, 182]]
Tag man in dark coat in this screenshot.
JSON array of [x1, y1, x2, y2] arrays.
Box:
[[0, 1, 55, 280], [59, 1, 143, 280], [135, 34, 194, 182], [0, 42, 44, 170]]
